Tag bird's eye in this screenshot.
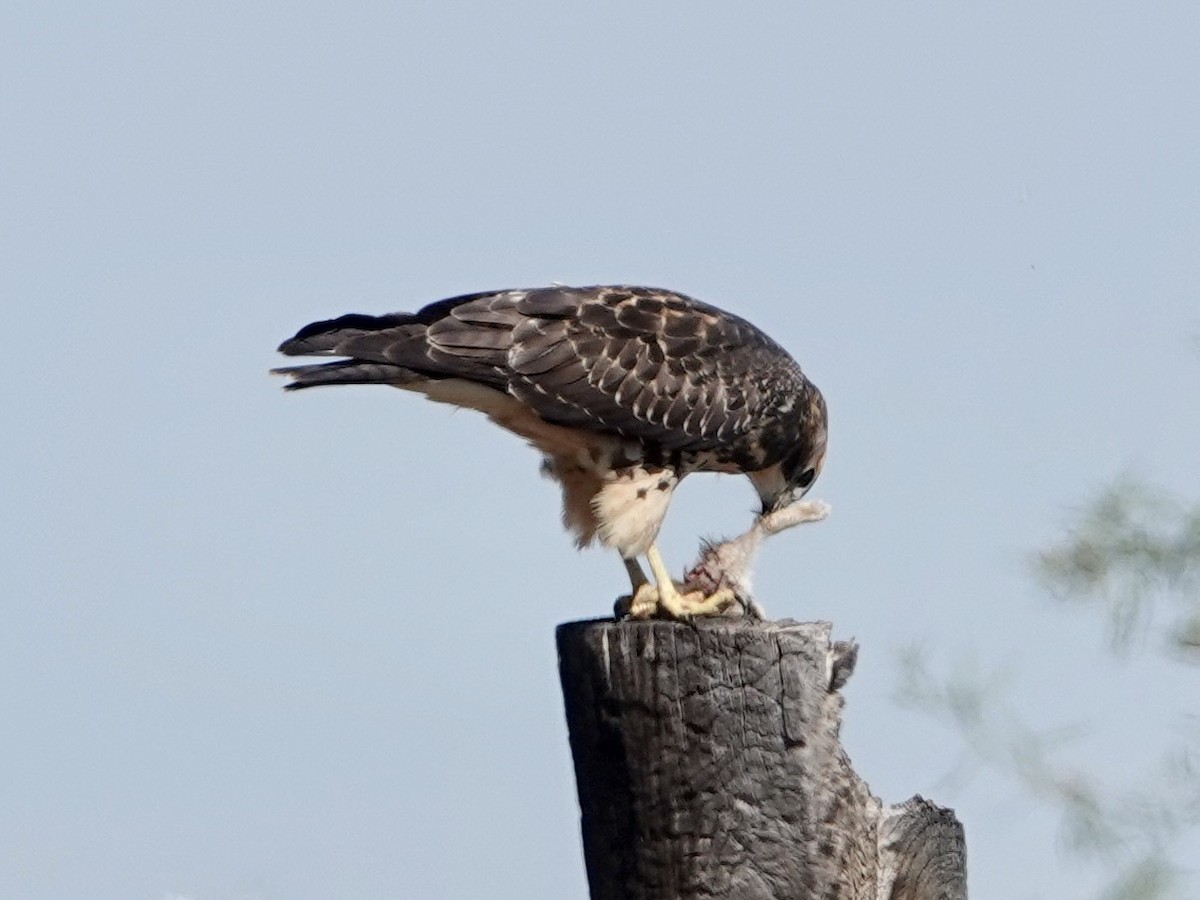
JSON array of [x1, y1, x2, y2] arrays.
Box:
[[795, 467, 816, 489]]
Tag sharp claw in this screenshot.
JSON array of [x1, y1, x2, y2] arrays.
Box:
[[656, 584, 737, 620], [626, 583, 660, 620], [616, 581, 738, 622]]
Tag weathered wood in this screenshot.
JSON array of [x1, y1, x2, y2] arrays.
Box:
[[878, 798, 968, 900], [557, 618, 966, 900]]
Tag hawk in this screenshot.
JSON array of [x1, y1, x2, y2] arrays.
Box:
[[273, 285, 827, 619]]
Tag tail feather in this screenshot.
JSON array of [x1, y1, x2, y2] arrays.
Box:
[[271, 360, 421, 390], [276, 312, 417, 356], [274, 291, 522, 390]]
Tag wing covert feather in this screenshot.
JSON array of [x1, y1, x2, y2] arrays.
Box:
[[503, 286, 805, 451]]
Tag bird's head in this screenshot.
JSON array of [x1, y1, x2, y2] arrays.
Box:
[[749, 388, 828, 515], [750, 444, 826, 516]]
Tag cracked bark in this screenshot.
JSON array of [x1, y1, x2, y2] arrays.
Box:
[[557, 618, 966, 900]]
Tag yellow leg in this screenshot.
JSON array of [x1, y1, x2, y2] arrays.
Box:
[[644, 545, 680, 603], [642, 543, 736, 619]]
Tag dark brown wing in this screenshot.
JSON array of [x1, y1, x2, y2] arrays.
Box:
[[276, 285, 810, 457], [500, 286, 808, 453]]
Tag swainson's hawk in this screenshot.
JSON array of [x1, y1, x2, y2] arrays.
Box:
[[273, 285, 827, 618]]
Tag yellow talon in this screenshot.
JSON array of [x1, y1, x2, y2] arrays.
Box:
[[656, 583, 736, 619], [616, 545, 738, 620], [626, 583, 661, 619]]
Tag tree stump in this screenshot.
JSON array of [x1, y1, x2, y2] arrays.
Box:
[[557, 618, 966, 900]]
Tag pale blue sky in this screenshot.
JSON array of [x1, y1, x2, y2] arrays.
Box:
[[3, 2, 1198, 898]]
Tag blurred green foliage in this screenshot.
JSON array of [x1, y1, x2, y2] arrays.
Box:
[[899, 478, 1200, 900], [1036, 478, 1200, 657]]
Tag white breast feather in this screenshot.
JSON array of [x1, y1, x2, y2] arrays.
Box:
[[592, 470, 677, 558]]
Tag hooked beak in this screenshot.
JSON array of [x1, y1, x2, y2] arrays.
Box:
[[760, 487, 801, 517], [748, 468, 796, 518], [750, 466, 796, 518]]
